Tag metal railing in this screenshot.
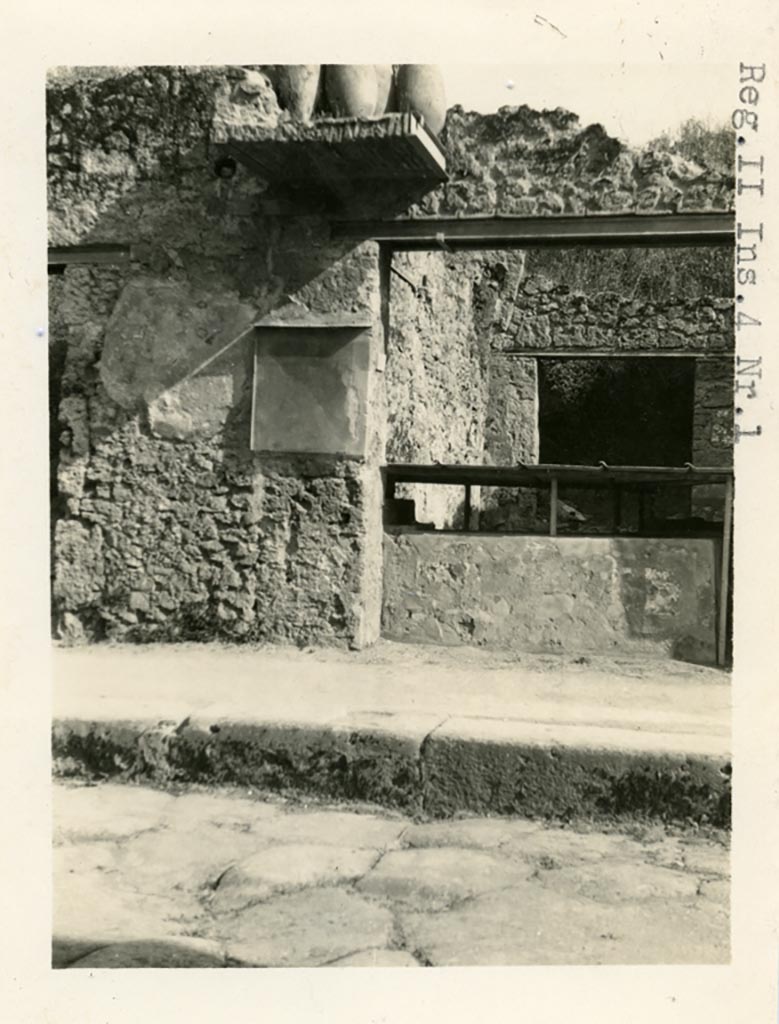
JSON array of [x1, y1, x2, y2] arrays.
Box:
[[384, 462, 734, 666]]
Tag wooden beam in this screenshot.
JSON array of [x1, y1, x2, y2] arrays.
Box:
[[221, 112, 447, 195], [717, 475, 734, 667], [549, 477, 558, 536], [254, 313, 373, 329], [404, 114, 448, 179], [384, 462, 734, 489], [332, 211, 736, 250], [48, 244, 131, 266]]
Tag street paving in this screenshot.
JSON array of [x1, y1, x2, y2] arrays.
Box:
[[53, 781, 729, 968]]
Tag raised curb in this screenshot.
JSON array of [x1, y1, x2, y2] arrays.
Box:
[[53, 710, 731, 826]]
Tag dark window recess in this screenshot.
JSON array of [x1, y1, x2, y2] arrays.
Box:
[[538, 357, 696, 531]]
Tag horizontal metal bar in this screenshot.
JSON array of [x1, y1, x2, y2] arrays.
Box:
[[384, 462, 734, 488], [333, 212, 736, 250], [48, 244, 131, 266]]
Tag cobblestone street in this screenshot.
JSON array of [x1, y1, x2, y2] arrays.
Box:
[[53, 781, 729, 967]]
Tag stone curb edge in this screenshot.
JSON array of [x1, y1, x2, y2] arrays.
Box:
[[52, 714, 731, 827]]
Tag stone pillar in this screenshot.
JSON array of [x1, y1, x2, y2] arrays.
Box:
[[481, 355, 539, 530], [257, 230, 386, 647], [51, 223, 387, 649], [484, 356, 539, 464], [691, 359, 734, 519], [383, 250, 490, 530]]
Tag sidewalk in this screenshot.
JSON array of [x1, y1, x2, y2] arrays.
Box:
[[53, 641, 731, 824]]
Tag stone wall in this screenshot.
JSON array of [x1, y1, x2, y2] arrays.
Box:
[[384, 249, 543, 529], [384, 244, 734, 531], [378, 102, 735, 533], [691, 360, 736, 518], [386, 252, 490, 467], [49, 65, 735, 647], [49, 67, 384, 645], [496, 249, 735, 522], [384, 251, 518, 527], [420, 105, 734, 217], [495, 279, 734, 356], [382, 531, 718, 664]]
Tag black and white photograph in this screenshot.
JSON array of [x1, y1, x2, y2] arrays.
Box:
[[2, 3, 777, 1019], [47, 58, 738, 968]]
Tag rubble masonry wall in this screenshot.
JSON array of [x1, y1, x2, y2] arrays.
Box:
[[48, 66, 735, 645]]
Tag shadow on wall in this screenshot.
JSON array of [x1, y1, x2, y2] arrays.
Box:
[[51, 246, 380, 647], [48, 67, 417, 647], [48, 65, 736, 648]]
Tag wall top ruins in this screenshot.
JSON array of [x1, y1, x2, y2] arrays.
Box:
[[47, 65, 735, 248]]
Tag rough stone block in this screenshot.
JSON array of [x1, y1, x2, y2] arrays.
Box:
[[212, 843, 378, 912], [65, 938, 226, 969], [214, 887, 395, 967], [534, 859, 701, 902], [53, 521, 105, 609], [398, 880, 728, 965], [52, 719, 144, 778], [402, 817, 540, 850], [422, 716, 730, 825], [166, 716, 426, 811], [356, 846, 532, 909]]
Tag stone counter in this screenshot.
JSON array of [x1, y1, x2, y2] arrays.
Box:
[[382, 531, 718, 664]]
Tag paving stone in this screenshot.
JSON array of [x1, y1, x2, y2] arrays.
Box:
[[403, 817, 540, 850], [680, 842, 730, 877], [66, 937, 225, 969], [115, 823, 267, 894], [400, 883, 729, 965], [249, 810, 406, 850], [638, 836, 687, 870], [161, 791, 281, 832], [54, 840, 120, 877], [627, 823, 673, 843], [699, 878, 730, 905], [54, 873, 204, 947], [327, 948, 421, 967], [211, 844, 378, 912], [357, 847, 532, 908], [53, 939, 108, 968], [501, 827, 636, 866], [218, 888, 395, 967], [535, 859, 701, 903], [53, 783, 175, 842]]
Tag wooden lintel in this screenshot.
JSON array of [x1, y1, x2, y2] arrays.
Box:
[[332, 212, 736, 249], [254, 313, 373, 329], [385, 463, 734, 488]]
